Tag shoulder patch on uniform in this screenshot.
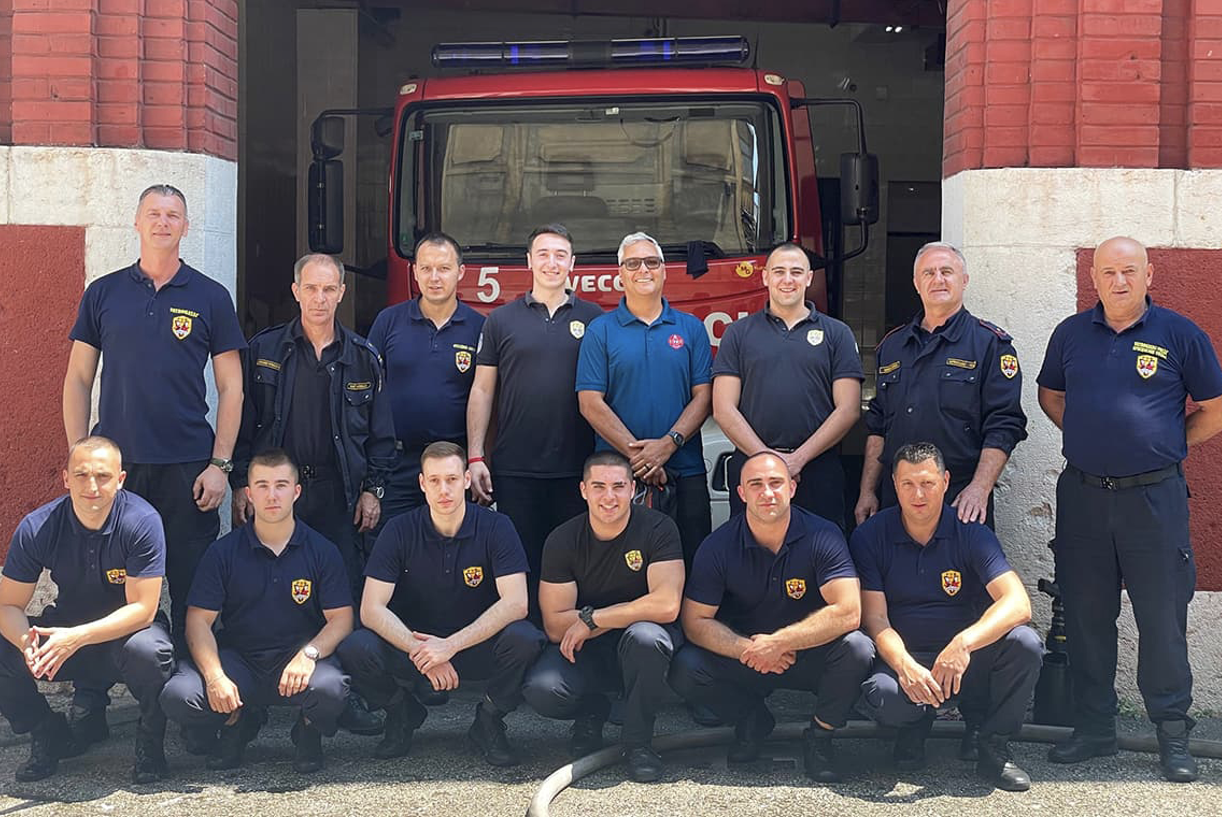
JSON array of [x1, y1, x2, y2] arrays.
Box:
[[977, 318, 1012, 342], [255, 358, 281, 370]]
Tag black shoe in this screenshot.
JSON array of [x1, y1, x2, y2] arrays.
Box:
[[1156, 720, 1198, 783], [802, 723, 842, 783], [374, 695, 427, 760], [182, 724, 218, 756], [338, 691, 384, 736], [132, 717, 168, 785], [569, 697, 609, 758], [290, 716, 325, 774], [687, 702, 723, 727], [1047, 732, 1118, 764], [893, 712, 934, 771], [62, 705, 109, 759], [415, 679, 450, 707], [976, 734, 1031, 792], [16, 712, 72, 782], [727, 702, 775, 764], [959, 723, 980, 761], [624, 744, 664, 783], [206, 710, 261, 770], [467, 699, 517, 767]]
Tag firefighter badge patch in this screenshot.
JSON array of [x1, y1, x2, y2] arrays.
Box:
[[291, 579, 312, 604], [1137, 354, 1158, 379], [105, 568, 127, 584], [463, 566, 484, 587], [171, 315, 192, 340], [455, 350, 472, 373], [785, 578, 806, 600], [570, 320, 585, 339], [624, 550, 643, 572], [941, 570, 962, 597], [807, 329, 824, 346], [999, 354, 1019, 379]]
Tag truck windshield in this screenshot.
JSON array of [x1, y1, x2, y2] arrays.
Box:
[[397, 98, 789, 261]]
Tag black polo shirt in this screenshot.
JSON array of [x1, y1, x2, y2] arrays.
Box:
[[476, 291, 604, 477], [367, 298, 484, 454], [684, 507, 857, 636], [850, 505, 1011, 654], [4, 491, 165, 627], [540, 506, 683, 610], [364, 502, 529, 637], [188, 520, 352, 674], [282, 325, 341, 472], [68, 262, 246, 464], [1037, 299, 1222, 477], [713, 304, 863, 450]]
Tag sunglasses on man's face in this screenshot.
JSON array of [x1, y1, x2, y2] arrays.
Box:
[[621, 257, 663, 271]]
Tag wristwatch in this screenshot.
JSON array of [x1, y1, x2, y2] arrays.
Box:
[[362, 479, 385, 499], [578, 605, 597, 631], [209, 457, 234, 473], [302, 644, 320, 661], [667, 430, 685, 448]]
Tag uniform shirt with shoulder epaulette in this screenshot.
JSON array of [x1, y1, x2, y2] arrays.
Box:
[[866, 307, 1028, 475]]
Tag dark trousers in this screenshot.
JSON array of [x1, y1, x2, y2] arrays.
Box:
[[159, 651, 349, 736], [859, 625, 1042, 737], [337, 620, 545, 714], [673, 473, 712, 569], [1055, 467, 1196, 735], [381, 449, 426, 525], [295, 471, 365, 605], [728, 449, 846, 531], [880, 465, 995, 530], [0, 616, 173, 734], [668, 631, 874, 728], [522, 622, 682, 746], [494, 475, 586, 624]]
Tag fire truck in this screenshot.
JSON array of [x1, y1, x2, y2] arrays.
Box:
[[308, 36, 879, 523]]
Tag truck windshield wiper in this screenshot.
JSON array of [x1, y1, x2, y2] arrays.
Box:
[[658, 241, 726, 259], [461, 243, 526, 255]]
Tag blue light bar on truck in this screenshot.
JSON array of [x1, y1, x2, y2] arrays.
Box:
[[431, 36, 751, 69]]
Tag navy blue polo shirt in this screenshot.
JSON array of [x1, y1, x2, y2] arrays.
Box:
[[850, 505, 1011, 654], [685, 507, 857, 636], [69, 262, 246, 464], [188, 521, 352, 674], [1037, 299, 1222, 477], [368, 298, 484, 454], [866, 307, 1027, 475], [364, 502, 529, 637], [713, 304, 863, 449], [4, 491, 165, 627], [476, 292, 604, 477], [575, 298, 713, 477]]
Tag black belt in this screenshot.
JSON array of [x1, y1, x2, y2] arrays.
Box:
[[1069, 463, 1181, 491]]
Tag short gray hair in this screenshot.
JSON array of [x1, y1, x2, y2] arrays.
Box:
[[136, 184, 188, 219], [293, 253, 344, 284], [892, 441, 946, 474], [913, 241, 967, 274], [617, 232, 664, 265]]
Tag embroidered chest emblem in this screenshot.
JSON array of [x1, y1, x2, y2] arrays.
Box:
[[941, 570, 962, 597], [1137, 354, 1158, 379], [455, 350, 472, 373], [807, 329, 824, 346], [624, 550, 643, 572], [785, 578, 806, 599], [999, 354, 1019, 379], [171, 315, 193, 340], [291, 578, 312, 604], [463, 566, 484, 587], [668, 334, 685, 350], [105, 568, 127, 584], [570, 320, 585, 339]]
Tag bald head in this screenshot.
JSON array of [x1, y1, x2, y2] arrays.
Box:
[[1094, 236, 1148, 267], [1090, 235, 1153, 323]]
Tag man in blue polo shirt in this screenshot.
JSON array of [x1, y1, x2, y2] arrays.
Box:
[[668, 451, 874, 783], [713, 243, 863, 530], [468, 224, 604, 622], [62, 184, 245, 745], [337, 442, 546, 766], [369, 233, 484, 520], [0, 437, 173, 784], [1037, 236, 1222, 782], [852, 442, 1041, 792], [577, 231, 713, 567], [159, 449, 354, 774]]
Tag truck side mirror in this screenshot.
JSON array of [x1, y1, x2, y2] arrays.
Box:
[[312, 115, 346, 159], [839, 152, 879, 226], [308, 159, 344, 254]]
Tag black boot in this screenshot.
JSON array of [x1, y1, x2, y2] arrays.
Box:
[[16, 712, 72, 782], [958, 722, 980, 761], [337, 690, 384, 736], [1156, 720, 1198, 783], [727, 701, 775, 764], [62, 704, 109, 758], [290, 716, 325, 774], [467, 699, 517, 767], [893, 711, 934, 771], [570, 696, 609, 759], [976, 734, 1031, 792], [623, 744, 664, 782], [206, 710, 261, 770], [802, 723, 842, 783], [132, 716, 168, 785], [374, 694, 427, 760], [1047, 732, 1118, 764], [181, 724, 218, 756]]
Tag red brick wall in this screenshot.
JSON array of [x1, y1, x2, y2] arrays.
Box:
[[945, 0, 1222, 173], [4, 0, 237, 160], [0, 0, 12, 145]]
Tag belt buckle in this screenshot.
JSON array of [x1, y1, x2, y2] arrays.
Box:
[[1100, 476, 1116, 490]]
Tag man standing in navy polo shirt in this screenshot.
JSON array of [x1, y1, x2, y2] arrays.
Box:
[[1037, 236, 1222, 782], [160, 449, 354, 773], [338, 442, 546, 766], [468, 224, 604, 620], [577, 231, 713, 567], [713, 243, 863, 530], [0, 437, 173, 784], [852, 442, 1041, 792], [668, 452, 874, 783], [62, 184, 245, 744], [369, 233, 484, 520]]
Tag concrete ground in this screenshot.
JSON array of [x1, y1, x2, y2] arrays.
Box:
[[0, 688, 1217, 816]]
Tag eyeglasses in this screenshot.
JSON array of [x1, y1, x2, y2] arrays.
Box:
[[621, 257, 663, 271]]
